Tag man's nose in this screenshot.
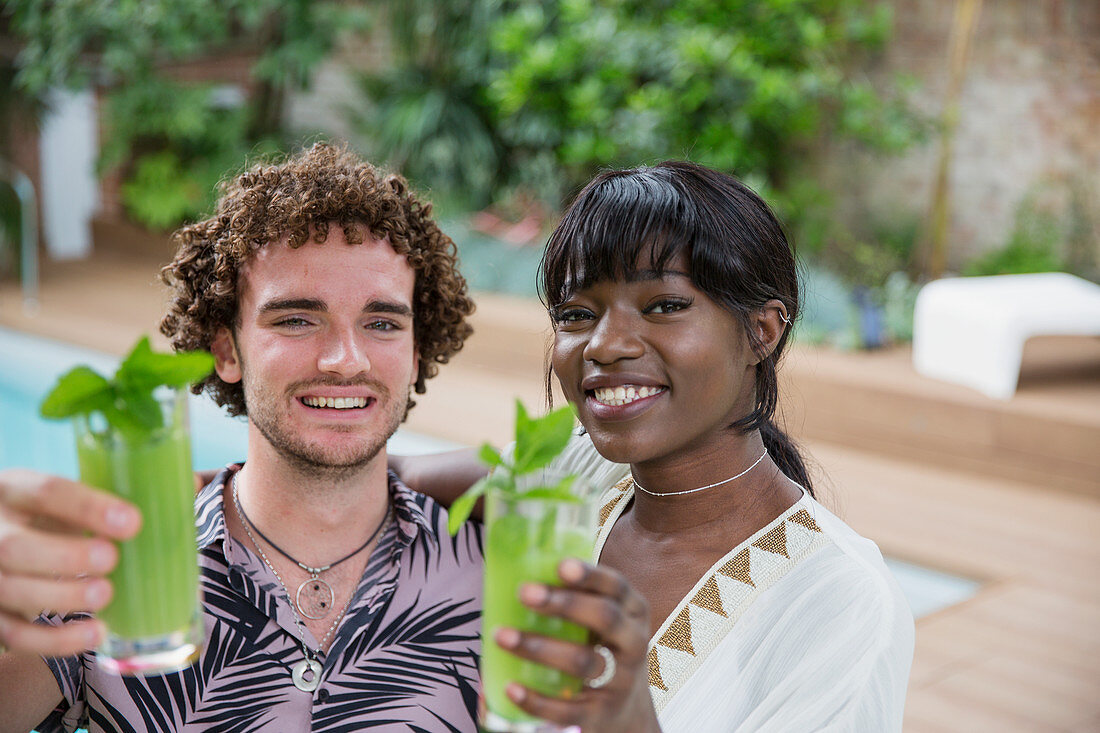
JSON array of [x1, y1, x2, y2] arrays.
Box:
[[317, 327, 371, 377]]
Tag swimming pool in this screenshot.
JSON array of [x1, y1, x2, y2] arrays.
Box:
[[0, 327, 461, 477]]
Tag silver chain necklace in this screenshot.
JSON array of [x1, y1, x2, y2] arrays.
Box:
[[632, 448, 769, 497], [231, 474, 388, 692], [234, 477, 388, 621]]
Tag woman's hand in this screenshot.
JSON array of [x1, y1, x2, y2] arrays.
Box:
[[494, 558, 662, 733], [0, 469, 141, 657]]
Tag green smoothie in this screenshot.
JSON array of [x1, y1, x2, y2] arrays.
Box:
[[481, 506, 595, 725], [75, 395, 200, 645]]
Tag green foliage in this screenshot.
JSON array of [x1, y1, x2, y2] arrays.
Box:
[[963, 195, 1070, 277], [0, 182, 19, 276], [6, 0, 369, 230], [40, 336, 214, 441], [484, 0, 920, 204], [102, 78, 281, 230], [352, 0, 502, 210], [353, 0, 920, 211], [448, 401, 579, 534]]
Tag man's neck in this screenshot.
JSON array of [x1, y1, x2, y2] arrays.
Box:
[[229, 439, 391, 567]]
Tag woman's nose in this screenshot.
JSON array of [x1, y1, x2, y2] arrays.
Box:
[[581, 310, 645, 364]]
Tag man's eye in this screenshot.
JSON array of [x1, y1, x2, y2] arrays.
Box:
[[275, 317, 311, 328], [367, 320, 399, 331]]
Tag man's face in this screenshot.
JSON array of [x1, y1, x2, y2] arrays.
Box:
[[211, 227, 418, 475]]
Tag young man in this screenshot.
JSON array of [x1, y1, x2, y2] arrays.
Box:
[[0, 143, 485, 731]]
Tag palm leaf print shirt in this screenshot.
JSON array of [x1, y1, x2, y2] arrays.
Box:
[[38, 466, 485, 732]]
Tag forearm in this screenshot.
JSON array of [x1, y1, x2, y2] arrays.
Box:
[[0, 653, 65, 733], [389, 448, 488, 512]]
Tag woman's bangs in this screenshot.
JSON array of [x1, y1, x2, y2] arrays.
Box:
[[544, 171, 695, 304]]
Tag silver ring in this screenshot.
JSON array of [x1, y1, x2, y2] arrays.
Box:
[[585, 644, 616, 689]]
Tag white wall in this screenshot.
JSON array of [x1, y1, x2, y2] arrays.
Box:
[[39, 88, 100, 260]]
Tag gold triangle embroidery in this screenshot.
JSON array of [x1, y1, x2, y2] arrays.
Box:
[[690, 575, 727, 617], [752, 522, 789, 558], [598, 499, 619, 528], [658, 606, 695, 655], [647, 647, 668, 691], [717, 548, 755, 587], [788, 508, 823, 533], [599, 477, 634, 527]]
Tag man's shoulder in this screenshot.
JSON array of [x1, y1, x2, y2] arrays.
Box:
[[388, 473, 484, 558]]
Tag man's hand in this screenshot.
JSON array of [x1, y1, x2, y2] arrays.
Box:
[[0, 469, 141, 657]]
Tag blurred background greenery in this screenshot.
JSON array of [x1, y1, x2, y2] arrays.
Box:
[[2, 0, 1096, 349]]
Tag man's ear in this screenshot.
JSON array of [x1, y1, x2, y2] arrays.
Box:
[[748, 299, 790, 365], [409, 347, 421, 391], [211, 327, 242, 384]]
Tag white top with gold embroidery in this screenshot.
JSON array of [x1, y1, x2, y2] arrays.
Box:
[[551, 432, 914, 733]]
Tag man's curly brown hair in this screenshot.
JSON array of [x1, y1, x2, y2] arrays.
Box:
[[159, 142, 474, 417]]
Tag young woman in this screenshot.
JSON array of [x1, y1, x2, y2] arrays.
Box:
[[472, 161, 914, 732]]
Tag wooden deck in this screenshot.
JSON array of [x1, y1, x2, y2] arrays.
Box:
[[2, 245, 1098, 731]]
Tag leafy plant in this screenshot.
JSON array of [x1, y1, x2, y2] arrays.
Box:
[[962, 195, 1069, 277], [5, 0, 369, 230], [352, 0, 503, 211], [448, 401, 579, 535], [40, 336, 214, 441], [484, 0, 922, 206]]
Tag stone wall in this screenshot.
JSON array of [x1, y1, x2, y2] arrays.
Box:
[[847, 0, 1099, 268]]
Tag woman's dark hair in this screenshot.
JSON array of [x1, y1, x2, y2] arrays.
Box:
[[540, 161, 813, 493]]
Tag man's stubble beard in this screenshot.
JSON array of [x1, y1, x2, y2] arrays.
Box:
[[240, 364, 408, 482]]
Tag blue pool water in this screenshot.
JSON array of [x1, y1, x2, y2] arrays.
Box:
[[0, 327, 459, 477]]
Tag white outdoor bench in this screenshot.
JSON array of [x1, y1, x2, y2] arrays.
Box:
[[912, 272, 1100, 400]]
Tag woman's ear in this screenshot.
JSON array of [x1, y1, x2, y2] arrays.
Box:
[[211, 327, 242, 384], [748, 299, 790, 364]]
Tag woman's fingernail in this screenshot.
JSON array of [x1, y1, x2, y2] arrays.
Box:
[[519, 583, 549, 605], [506, 683, 526, 703], [559, 558, 584, 582], [495, 627, 520, 649]]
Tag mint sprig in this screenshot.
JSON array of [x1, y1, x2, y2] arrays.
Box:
[[40, 336, 215, 440], [448, 400, 580, 535]]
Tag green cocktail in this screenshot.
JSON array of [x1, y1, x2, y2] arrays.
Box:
[[74, 388, 202, 674], [481, 473, 598, 732]]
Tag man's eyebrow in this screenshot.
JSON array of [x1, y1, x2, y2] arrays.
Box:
[[364, 300, 413, 317], [259, 298, 327, 314]]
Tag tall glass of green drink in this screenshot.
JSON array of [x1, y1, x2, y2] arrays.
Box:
[[480, 469, 598, 733], [74, 387, 202, 675]]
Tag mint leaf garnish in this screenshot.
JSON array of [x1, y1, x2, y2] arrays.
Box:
[[448, 400, 579, 533], [39, 335, 214, 441], [39, 366, 113, 419]]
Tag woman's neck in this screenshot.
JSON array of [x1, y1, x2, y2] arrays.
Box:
[[625, 433, 801, 536]]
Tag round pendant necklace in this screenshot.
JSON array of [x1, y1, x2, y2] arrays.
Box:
[[232, 475, 391, 692], [233, 474, 388, 620]]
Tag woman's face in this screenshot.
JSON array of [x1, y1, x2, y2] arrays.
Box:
[[550, 253, 758, 468]]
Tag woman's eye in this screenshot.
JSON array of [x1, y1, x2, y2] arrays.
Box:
[[647, 298, 691, 315], [550, 307, 592, 325]]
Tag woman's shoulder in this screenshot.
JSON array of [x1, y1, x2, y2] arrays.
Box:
[[776, 493, 914, 639]]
